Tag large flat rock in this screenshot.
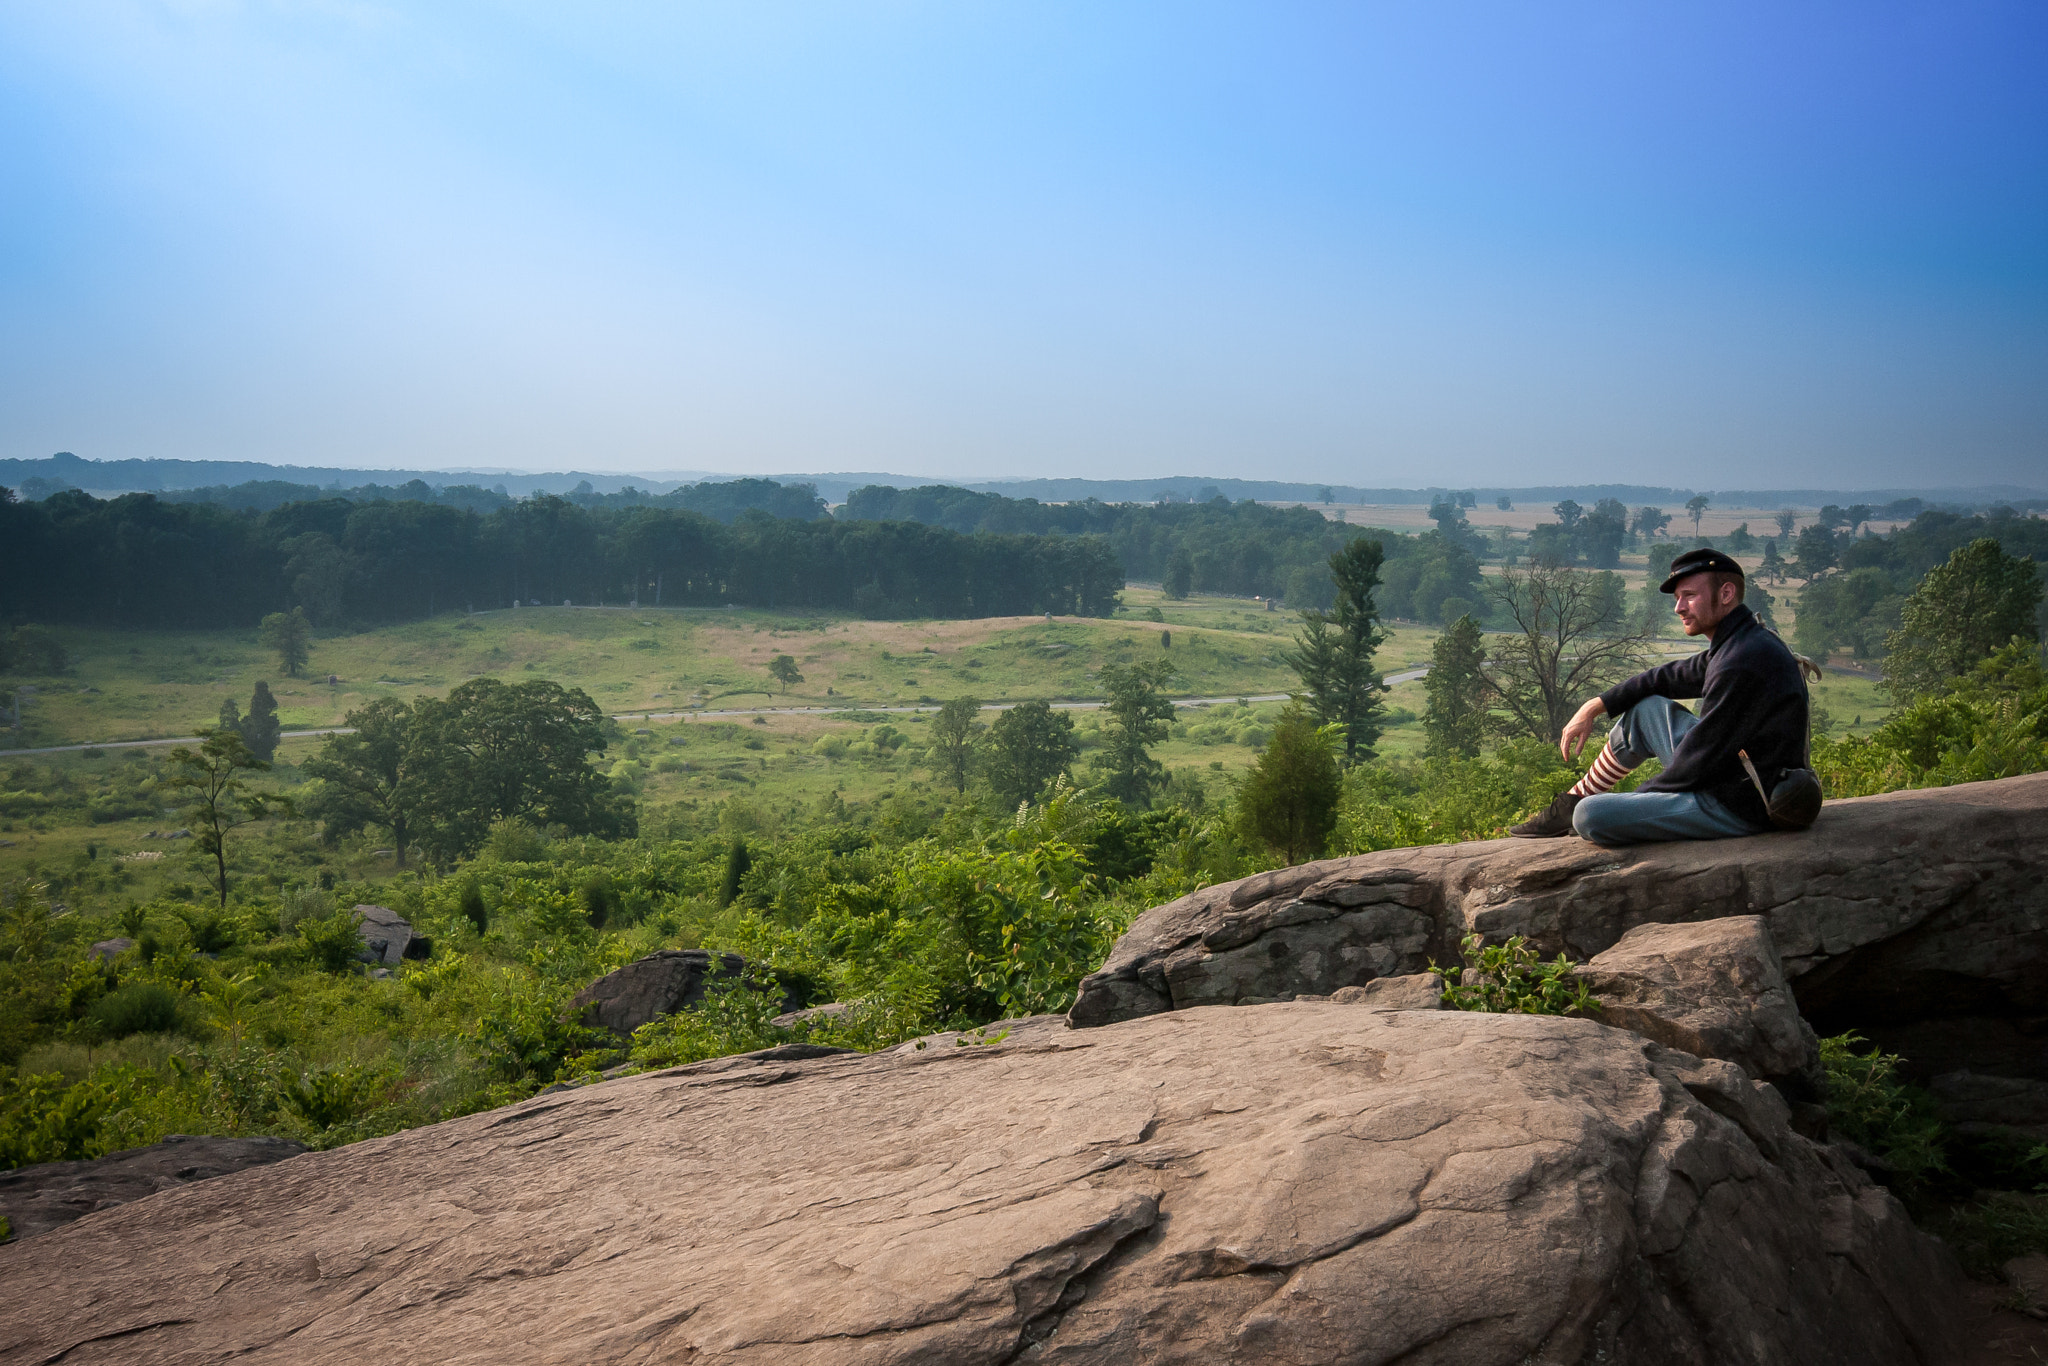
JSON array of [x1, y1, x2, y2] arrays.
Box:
[[0, 1006, 1963, 1365], [0, 1134, 306, 1243], [1070, 773, 2048, 1038]]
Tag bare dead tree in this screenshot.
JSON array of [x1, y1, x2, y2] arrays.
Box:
[[1482, 561, 1656, 743]]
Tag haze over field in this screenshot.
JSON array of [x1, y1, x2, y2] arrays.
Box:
[[3, 3, 2044, 487]]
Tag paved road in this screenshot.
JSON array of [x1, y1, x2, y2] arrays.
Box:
[[1, 667, 1433, 757]]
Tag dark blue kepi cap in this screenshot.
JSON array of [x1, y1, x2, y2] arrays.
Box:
[[1660, 547, 1745, 593]]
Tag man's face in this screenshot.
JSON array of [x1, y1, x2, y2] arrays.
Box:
[[1671, 573, 1737, 637]]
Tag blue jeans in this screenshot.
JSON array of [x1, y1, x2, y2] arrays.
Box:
[[1571, 696, 1765, 846]]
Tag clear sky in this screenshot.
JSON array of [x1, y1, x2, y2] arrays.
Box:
[[3, 2, 2044, 489]]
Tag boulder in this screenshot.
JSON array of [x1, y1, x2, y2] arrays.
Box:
[[351, 904, 415, 966], [1070, 775, 2048, 1118], [86, 937, 132, 961], [571, 948, 778, 1039], [0, 1006, 1965, 1364], [1573, 916, 1818, 1089], [0, 1134, 306, 1243]]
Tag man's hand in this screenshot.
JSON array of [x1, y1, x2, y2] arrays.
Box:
[[1559, 697, 1607, 762]]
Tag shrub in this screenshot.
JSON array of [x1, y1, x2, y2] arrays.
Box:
[[1818, 1032, 1947, 1184], [90, 982, 184, 1038], [298, 910, 365, 973], [1432, 934, 1592, 1016], [280, 1062, 387, 1136]]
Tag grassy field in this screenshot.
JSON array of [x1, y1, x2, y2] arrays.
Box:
[[0, 567, 1896, 903], [3, 586, 1444, 750]]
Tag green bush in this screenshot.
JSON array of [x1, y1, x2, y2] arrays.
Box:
[[1818, 1032, 1947, 1184], [280, 1062, 387, 1136], [1432, 934, 1592, 1016], [299, 910, 365, 973], [90, 982, 184, 1038]]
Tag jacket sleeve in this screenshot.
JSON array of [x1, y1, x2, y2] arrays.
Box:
[[1600, 650, 1709, 716], [1643, 664, 1764, 795]]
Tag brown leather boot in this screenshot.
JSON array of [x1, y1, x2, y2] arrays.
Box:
[[1509, 791, 1582, 838]]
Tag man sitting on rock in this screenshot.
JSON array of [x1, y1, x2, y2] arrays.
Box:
[[1510, 547, 1810, 845]]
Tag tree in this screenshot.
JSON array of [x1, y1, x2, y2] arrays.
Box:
[[1234, 703, 1341, 864], [927, 696, 982, 793], [1883, 538, 2044, 703], [980, 700, 1077, 809], [767, 654, 804, 693], [1423, 614, 1489, 759], [1845, 504, 1874, 536], [303, 697, 425, 867], [1163, 548, 1194, 600], [407, 678, 634, 863], [1631, 507, 1671, 541], [1759, 538, 1785, 582], [161, 729, 289, 907], [1318, 487, 1334, 505], [1284, 537, 1388, 763], [1092, 660, 1178, 805], [1496, 496, 1513, 512], [1685, 494, 1711, 535], [1794, 523, 1839, 582], [242, 681, 282, 761], [1482, 562, 1652, 743], [259, 607, 312, 678], [1726, 524, 1756, 553], [1575, 500, 1628, 569], [1776, 509, 1797, 539], [1552, 499, 1584, 532]]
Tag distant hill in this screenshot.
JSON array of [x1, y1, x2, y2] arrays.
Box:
[[2, 452, 2041, 509]]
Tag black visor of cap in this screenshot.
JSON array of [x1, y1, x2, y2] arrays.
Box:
[[1659, 547, 1745, 594]]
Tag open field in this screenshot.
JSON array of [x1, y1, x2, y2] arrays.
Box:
[[1269, 501, 1913, 541], [2, 587, 1445, 752]]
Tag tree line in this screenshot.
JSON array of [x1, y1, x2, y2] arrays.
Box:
[[0, 487, 1121, 629]]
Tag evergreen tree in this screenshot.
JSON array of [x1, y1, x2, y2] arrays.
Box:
[[1283, 537, 1387, 762], [980, 700, 1077, 809], [720, 838, 751, 907], [1883, 538, 2044, 703], [928, 696, 982, 793], [1234, 703, 1341, 864], [259, 607, 312, 678], [1093, 660, 1178, 805], [1423, 615, 1488, 759], [458, 880, 489, 935], [242, 681, 282, 761]]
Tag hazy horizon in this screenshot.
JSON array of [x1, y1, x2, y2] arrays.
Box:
[[4, 3, 2044, 487]]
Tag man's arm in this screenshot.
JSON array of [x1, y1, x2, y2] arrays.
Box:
[[1600, 651, 1710, 720]]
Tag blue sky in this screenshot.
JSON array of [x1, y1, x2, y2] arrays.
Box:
[[2, 2, 2044, 487]]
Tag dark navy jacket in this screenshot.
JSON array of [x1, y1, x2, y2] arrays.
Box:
[[1599, 603, 1809, 827]]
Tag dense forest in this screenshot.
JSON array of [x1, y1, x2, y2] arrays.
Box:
[[842, 484, 1483, 618], [0, 488, 1122, 628]]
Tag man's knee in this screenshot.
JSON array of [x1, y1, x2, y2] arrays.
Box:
[[1570, 792, 1638, 845], [1607, 696, 1688, 767]]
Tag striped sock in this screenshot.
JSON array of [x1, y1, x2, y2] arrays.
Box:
[[1569, 741, 1636, 797]]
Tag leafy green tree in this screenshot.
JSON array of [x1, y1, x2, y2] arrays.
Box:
[[1845, 504, 1874, 536], [1092, 660, 1178, 805], [161, 729, 289, 907], [1284, 537, 1387, 762], [1794, 523, 1840, 581], [1883, 538, 2044, 702], [242, 681, 282, 761], [1776, 508, 1797, 539], [1551, 499, 1583, 531], [1630, 507, 1670, 541], [408, 678, 634, 864], [1234, 703, 1342, 864], [767, 654, 803, 693], [1685, 494, 1711, 535], [303, 697, 424, 867], [1423, 615, 1488, 759], [259, 607, 312, 678], [927, 696, 982, 793], [980, 700, 1077, 809], [1163, 548, 1194, 600], [1483, 561, 1649, 743]]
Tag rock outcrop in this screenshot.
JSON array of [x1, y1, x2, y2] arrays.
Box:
[[571, 948, 802, 1039], [0, 1006, 1966, 1364], [1071, 774, 2048, 1115], [1574, 916, 1819, 1090], [0, 1134, 305, 1243]]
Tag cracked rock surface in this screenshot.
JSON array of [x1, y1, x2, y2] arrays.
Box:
[[0, 1007, 1964, 1365]]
